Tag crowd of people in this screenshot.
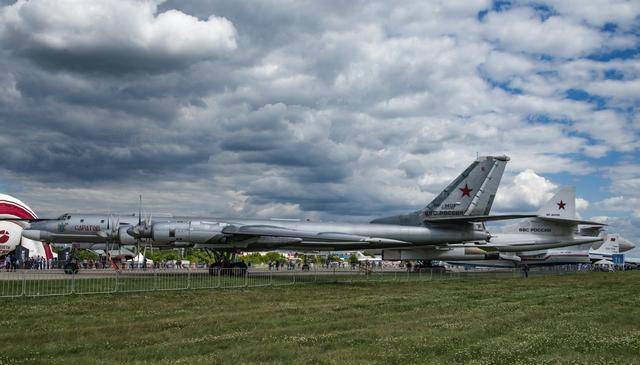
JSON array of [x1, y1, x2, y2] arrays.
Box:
[[3, 255, 56, 271]]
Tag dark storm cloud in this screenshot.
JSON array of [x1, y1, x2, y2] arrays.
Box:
[[18, 47, 197, 75], [12, 69, 181, 123], [0, 136, 212, 182]]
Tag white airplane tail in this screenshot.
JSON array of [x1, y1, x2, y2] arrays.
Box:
[[590, 234, 620, 255], [505, 186, 602, 236], [537, 186, 575, 219]]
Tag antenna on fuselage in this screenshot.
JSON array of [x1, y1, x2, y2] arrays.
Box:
[[138, 195, 142, 226]]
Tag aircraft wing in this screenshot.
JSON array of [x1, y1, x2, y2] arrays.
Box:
[[452, 237, 603, 252], [221, 224, 410, 245], [424, 214, 537, 224]]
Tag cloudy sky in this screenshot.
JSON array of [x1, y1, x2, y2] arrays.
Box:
[[1, 1, 639, 252]]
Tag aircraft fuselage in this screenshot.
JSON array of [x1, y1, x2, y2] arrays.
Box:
[[23, 213, 489, 251]]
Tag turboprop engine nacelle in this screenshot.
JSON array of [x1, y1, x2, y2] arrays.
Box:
[[152, 221, 227, 245], [118, 226, 137, 245]]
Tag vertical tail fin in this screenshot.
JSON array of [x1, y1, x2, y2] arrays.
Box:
[[371, 155, 509, 226], [591, 234, 620, 254], [591, 233, 635, 253], [537, 186, 575, 219], [503, 186, 581, 236], [428, 155, 508, 217]]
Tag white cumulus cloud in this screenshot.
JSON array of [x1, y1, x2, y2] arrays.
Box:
[[481, 7, 604, 58], [0, 0, 237, 72], [495, 169, 558, 210]]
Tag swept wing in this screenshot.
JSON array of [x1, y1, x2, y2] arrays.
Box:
[[221, 224, 411, 246]]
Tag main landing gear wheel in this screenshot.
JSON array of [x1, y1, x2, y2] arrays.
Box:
[[205, 249, 247, 276]]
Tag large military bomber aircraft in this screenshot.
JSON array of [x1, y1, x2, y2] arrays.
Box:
[[382, 187, 608, 266], [6, 155, 533, 267]]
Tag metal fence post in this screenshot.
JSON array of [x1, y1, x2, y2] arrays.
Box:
[[21, 270, 26, 297], [244, 270, 248, 287], [71, 272, 75, 294], [154, 270, 158, 291], [217, 268, 221, 288], [187, 270, 191, 290]]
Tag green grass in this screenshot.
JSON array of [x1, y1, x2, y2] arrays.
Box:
[[1, 271, 639, 365]]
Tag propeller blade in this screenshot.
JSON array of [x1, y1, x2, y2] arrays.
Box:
[[113, 216, 120, 235]]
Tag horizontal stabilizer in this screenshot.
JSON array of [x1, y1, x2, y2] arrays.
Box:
[[424, 214, 536, 224], [580, 225, 605, 237], [536, 217, 606, 226]]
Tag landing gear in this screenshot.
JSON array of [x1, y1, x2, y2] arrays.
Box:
[[205, 249, 247, 276], [414, 260, 446, 273]]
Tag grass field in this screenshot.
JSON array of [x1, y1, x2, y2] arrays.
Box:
[[1, 271, 639, 365]]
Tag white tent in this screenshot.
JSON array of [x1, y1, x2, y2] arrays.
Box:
[[128, 253, 153, 264], [594, 259, 614, 266], [594, 259, 615, 271]]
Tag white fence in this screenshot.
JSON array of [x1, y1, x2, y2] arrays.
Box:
[[0, 266, 585, 298]]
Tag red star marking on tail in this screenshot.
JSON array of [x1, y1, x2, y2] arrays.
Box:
[[459, 184, 473, 197], [557, 200, 566, 210]]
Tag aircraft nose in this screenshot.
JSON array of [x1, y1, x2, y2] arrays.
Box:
[[22, 229, 52, 241], [618, 239, 635, 253], [22, 229, 41, 240]]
